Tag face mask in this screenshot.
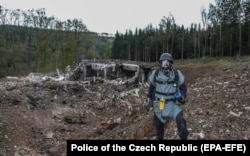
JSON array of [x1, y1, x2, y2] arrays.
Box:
[[161, 60, 170, 71]]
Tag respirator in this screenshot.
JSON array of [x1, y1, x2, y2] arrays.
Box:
[[161, 60, 170, 71]]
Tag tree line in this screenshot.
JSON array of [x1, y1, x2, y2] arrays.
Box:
[[0, 0, 249, 78], [112, 0, 250, 62], [0, 7, 113, 77]]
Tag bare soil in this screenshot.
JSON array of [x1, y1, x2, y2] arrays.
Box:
[[0, 60, 249, 156]]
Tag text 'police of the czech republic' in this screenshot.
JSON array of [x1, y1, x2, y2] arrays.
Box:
[[71, 144, 198, 152]]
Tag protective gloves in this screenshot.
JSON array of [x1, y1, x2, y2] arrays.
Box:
[[174, 92, 186, 104], [178, 96, 185, 104], [143, 97, 151, 111]]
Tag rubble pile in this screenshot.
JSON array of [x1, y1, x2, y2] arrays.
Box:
[[0, 60, 249, 156]]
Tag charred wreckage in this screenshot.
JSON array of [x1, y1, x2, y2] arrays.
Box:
[[69, 60, 152, 85], [67, 60, 153, 98], [6, 60, 153, 99]]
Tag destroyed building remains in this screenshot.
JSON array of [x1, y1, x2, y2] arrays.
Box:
[[69, 60, 153, 85]]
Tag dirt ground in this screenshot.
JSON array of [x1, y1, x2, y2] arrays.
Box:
[[0, 59, 249, 156]]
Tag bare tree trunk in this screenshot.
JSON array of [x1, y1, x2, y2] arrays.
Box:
[[181, 31, 184, 59], [194, 35, 196, 59], [238, 22, 241, 56]]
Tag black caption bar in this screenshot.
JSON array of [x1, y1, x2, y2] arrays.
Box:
[[67, 140, 250, 155]]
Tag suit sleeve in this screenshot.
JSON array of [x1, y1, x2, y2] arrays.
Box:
[[147, 70, 156, 100], [179, 83, 187, 98], [177, 69, 187, 98], [147, 83, 155, 100]]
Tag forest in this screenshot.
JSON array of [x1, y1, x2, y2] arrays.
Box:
[[0, 0, 249, 78]]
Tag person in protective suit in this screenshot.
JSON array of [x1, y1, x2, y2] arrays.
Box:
[[143, 52, 189, 140]]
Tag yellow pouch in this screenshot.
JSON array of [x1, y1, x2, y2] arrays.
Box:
[[159, 97, 165, 110]]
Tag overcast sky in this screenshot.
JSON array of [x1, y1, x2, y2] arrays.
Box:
[[0, 0, 215, 34]]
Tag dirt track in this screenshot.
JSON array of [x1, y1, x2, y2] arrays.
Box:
[[0, 60, 249, 156]]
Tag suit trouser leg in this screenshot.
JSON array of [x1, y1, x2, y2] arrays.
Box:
[[176, 111, 189, 140], [154, 113, 164, 140]]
